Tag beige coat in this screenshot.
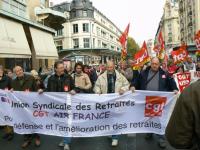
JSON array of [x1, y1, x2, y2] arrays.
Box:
[[94, 70, 130, 94], [72, 72, 92, 90]]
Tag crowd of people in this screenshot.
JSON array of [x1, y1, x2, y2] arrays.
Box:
[[0, 56, 200, 150]]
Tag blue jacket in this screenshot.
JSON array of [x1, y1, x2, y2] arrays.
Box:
[[132, 67, 178, 92]]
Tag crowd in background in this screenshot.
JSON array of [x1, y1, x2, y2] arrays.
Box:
[[0, 55, 200, 150]]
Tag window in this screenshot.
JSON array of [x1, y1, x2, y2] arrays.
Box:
[[92, 24, 94, 33], [96, 27, 100, 36], [83, 10, 87, 17], [102, 42, 107, 48], [101, 19, 105, 24], [101, 30, 106, 38], [73, 24, 78, 34], [83, 38, 90, 48], [10, 0, 18, 14], [71, 11, 76, 18], [83, 23, 89, 32], [168, 37, 172, 43], [168, 32, 172, 36], [40, 0, 46, 6], [56, 29, 63, 36], [56, 46, 63, 51], [2, 0, 27, 18], [111, 45, 115, 50], [109, 25, 113, 30], [98, 40, 101, 48], [73, 39, 79, 48], [110, 35, 114, 40], [93, 38, 95, 48], [2, 0, 10, 11], [55, 41, 63, 51], [18, 3, 26, 17]]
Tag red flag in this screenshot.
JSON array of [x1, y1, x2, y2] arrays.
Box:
[[119, 23, 130, 59], [133, 41, 150, 70], [171, 44, 188, 64], [119, 23, 130, 46], [162, 54, 168, 71], [158, 31, 165, 51], [154, 30, 165, 59]]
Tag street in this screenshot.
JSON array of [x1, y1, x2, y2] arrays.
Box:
[[0, 132, 176, 150]]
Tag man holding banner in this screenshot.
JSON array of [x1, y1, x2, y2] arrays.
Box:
[[47, 61, 76, 150], [0, 66, 13, 141], [94, 60, 130, 146], [11, 66, 41, 148], [132, 57, 178, 148]]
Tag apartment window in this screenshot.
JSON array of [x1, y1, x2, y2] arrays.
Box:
[[168, 32, 172, 36], [98, 40, 101, 48], [92, 24, 94, 33], [97, 27, 100, 36], [56, 46, 63, 51], [73, 39, 79, 48], [101, 19, 106, 24], [73, 24, 78, 34], [83, 38, 90, 48], [93, 38, 95, 48], [2, 0, 10, 11], [55, 41, 63, 51], [83, 10, 87, 17], [18, 3, 26, 17], [71, 11, 76, 18], [109, 25, 113, 30], [102, 43, 107, 48], [56, 29, 63, 36], [10, 0, 18, 14], [110, 35, 114, 41], [111, 45, 115, 50], [101, 30, 106, 38], [83, 23, 89, 32], [40, 0, 46, 6], [168, 37, 172, 43]]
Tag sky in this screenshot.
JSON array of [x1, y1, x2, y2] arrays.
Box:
[[50, 0, 165, 46]]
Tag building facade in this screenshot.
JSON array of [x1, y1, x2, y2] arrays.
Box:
[[51, 0, 122, 65], [156, 0, 180, 52], [0, 0, 58, 70], [178, 0, 200, 44]]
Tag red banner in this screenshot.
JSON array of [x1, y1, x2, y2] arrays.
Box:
[[133, 41, 150, 70], [195, 30, 200, 50], [171, 44, 188, 64], [176, 72, 191, 92]]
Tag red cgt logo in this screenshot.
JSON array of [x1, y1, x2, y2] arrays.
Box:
[[145, 96, 167, 117]]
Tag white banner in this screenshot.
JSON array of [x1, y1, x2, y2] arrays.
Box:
[[0, 90, 177, 137]]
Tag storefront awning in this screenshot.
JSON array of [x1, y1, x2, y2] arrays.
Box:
[[0, 16, 31, 58], [30, 27, 58, 59]]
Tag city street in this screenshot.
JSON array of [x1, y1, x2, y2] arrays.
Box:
[[0, 0, 200, 149], [0, 132, 176, 150]]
